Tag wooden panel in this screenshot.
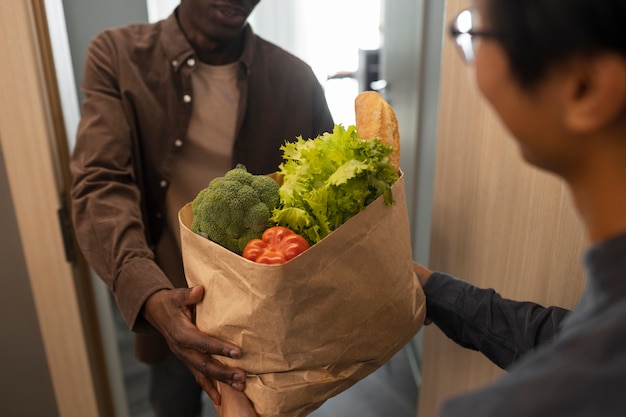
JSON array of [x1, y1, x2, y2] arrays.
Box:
[[0, 1, 101, 416], [417, 0, 589, 416]]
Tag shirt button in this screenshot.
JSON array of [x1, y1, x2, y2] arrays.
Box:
[[155, 212, 163, 219], [160, 180, 168, 188], [187, 58, 196, 67], [171, 59, 178, 67], [183, 94, 192, 103], [174, 139, 183, 148]]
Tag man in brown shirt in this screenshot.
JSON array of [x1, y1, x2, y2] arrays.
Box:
[[70, 0, 334, 416]]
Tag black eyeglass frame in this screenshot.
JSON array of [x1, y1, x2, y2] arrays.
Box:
[[448, 8, 501, 63]]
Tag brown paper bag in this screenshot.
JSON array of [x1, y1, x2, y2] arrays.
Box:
[[179, 175, 426, 417]]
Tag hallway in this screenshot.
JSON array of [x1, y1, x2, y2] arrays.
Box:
[[115, 306, 420, 417]]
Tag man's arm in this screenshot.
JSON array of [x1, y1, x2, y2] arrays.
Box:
[[70, 31, 173, 328], [70, 32, 246, 404], [414, 263, 569, 369]]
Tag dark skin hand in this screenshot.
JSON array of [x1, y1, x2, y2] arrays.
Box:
[[142, 286, 247, 405]]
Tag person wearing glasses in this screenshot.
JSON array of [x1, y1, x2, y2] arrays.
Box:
[[412, 1, 626, 416], [204, 0, 626, 416]]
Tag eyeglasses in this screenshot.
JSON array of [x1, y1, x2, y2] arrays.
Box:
[[448, 8, 500, 63]]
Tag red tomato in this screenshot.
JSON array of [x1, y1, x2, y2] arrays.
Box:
[[242, 226, 310, 264]]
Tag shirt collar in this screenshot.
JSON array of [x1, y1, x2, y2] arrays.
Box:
[[160, 8, 195, 72], [584, 230, 626, 298], [160, 7, 257, 74], [238, 25, 258, 75]]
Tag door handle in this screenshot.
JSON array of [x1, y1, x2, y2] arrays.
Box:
[[370, 79, 388, 92]]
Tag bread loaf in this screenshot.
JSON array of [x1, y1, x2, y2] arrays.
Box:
[[355, 91, 401, 172]]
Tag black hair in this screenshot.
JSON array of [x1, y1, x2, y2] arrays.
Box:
[[485, 0, 626, 87]]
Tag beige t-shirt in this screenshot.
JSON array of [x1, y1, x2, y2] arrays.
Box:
[[160, 62, 239, 280]]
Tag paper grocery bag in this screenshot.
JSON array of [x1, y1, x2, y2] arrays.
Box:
[[179, 175, 426, 417]]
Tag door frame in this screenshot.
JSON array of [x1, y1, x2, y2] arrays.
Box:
[[0, 1, 112, 416]]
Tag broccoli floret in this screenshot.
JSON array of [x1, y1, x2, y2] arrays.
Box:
[[191, 165, 280, 254], [223, 163, 254, 185], [251, 175, 281, 208]]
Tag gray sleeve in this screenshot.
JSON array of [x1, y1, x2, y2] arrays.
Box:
[[423, 272, 569, 369]]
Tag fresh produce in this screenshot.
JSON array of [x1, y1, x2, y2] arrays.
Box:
[[191, 164, 280, 255], [190, 92, 401, 260], [242, 226, 310, 264], [271, 123, 399, 245]]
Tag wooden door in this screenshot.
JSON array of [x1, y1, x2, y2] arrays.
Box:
[[417, 0, 589, 416]]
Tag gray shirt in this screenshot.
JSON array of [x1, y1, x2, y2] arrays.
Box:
[[424, 231, 626, 416]]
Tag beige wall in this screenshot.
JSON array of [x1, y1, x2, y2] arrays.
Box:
[[0, 147, 60, 417]]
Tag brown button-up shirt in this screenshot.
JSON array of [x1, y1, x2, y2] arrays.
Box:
[[70, 10, 334, 361]]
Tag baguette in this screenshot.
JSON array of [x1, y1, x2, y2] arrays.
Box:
[[355, 91, 401, 172]]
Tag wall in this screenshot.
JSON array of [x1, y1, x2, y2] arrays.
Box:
[[0, 148, 59, 417], [249, 0, 382, 125], [62, 0, 148, 99], [58, 2, 152, 416], [409, 0, 445, 266]]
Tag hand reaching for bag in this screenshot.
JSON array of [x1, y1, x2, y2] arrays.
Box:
[[215, 382, 259, 417], [412, 262, 432, 287], [142, 285, 246, 405], [412, 262, 433, 325]]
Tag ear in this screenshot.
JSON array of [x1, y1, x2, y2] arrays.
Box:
[[562, 53, 626, 134]]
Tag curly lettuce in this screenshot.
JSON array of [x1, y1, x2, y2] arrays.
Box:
[[271, 124, 399, 244]]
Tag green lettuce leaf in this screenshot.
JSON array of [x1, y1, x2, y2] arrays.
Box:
[[271, 124, 399, 244]]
